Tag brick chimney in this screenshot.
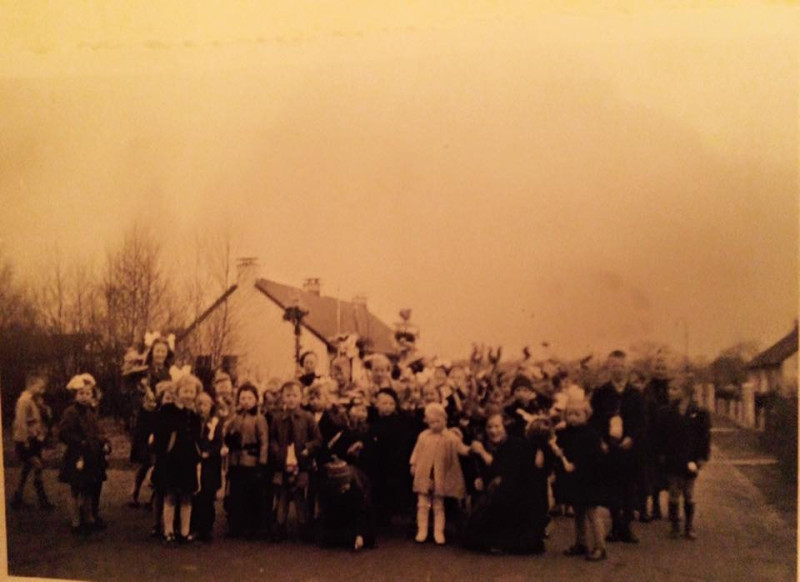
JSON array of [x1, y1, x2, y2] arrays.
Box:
[[302, 277, 321, 296], [236, 257, 260, 286]]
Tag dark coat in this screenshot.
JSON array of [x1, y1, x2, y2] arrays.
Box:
[[590, 382, 645, 476], [198, 416, 224, 493], [269, 408, 321, 474], [555, 424, 605, 507], [58, 403, 107, 491], [642, 378, 670, 460], [130, 407, 156, 464], [151, 404, 202, 495], [655, 402, 711, 478], [317, 467, 376, 548], [463, 436, 547, 554], [364, 410, 416, 517], [503, 394, 553, 438]]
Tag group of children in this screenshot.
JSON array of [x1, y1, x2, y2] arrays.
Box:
[[12, 339, 711, 562]]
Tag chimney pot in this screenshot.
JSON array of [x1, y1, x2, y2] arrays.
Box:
[[303, 277, 321, 296], [236, 257, 260, 285]]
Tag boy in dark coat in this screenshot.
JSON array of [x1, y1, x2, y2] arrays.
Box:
[[656, 375, 711, 540], [270, 380, 322, 541], [589, 350, 645, 543]]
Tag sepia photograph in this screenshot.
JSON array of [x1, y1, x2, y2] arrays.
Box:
[[0, 2, 797, 581]]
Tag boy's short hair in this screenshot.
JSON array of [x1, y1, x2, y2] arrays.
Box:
[[299, 351, 316, 367], [25, 373, 47, 390]]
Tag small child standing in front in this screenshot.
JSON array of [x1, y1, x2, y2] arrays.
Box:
[[192, 391, 224, 542], [270, 380, 321, 541], [550, 398, 607, 561], [656, 375, 711, 540], [151, 374, 203, 545], [224, 383, 269, 538], [410, 403, 471, 545], [58, 374, 110, 535]]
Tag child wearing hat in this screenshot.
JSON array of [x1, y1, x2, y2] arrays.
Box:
[[224, 383, 269, 538], [317, 459, 376, 550], [503, 375, 553, 438], [58, 374, 110, 535], [550, 397, 608, 561], [410, 403, 471, 545]]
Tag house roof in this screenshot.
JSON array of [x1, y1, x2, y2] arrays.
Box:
[[747, 324, 798, 369], [176, 284, 239, 342], [178, 278, 396, 355], [255, 279, 396, 354]]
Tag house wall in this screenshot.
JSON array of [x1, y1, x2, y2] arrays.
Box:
[[781, 352, 798, 393], [184, 282, 330, 387]]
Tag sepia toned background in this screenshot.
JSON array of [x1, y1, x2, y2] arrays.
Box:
[[1, 2, 797, 364], [0, 3, 797, 582]]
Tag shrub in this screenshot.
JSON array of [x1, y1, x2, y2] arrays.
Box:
[[761, 394, 798, 480]]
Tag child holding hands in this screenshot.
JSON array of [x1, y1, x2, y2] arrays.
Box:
[[410, 403, 471, 545]]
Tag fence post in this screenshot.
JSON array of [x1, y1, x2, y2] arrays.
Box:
[[705, 384, 715, 413], [742, 382, 756, 428]]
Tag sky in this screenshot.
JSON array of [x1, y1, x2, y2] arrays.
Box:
[[0, 2, 797, 361]]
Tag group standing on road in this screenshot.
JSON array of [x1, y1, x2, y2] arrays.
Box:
[[11, 331, 712, 564]]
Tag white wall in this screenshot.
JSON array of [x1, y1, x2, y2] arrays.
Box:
[[186, 282, 330, 387]]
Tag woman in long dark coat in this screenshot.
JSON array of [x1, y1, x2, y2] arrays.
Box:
[[463, 413, 546, 554]]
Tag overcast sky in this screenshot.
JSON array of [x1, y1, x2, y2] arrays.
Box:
[[1, 3, 797, 361]]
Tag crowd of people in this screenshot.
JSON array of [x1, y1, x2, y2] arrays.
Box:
[[10, 331, 712, 563]]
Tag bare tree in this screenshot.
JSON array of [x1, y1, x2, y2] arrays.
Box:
[[102, 221, 173, 350], [178, 228, 236, 369], [0, 248, 37, 332]]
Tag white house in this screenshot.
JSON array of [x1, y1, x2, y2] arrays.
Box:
[[746, 322, 798, 396], [178, 258, 395, 387]]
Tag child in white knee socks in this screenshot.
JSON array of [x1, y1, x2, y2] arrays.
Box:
[[410, 403, 471, 544]]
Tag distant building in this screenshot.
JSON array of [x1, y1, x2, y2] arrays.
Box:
[[177, 258, 395, 385], [746, 322, 798, 396]]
